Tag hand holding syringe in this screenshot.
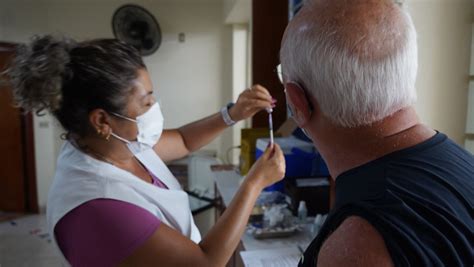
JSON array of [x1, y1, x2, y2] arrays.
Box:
[[228, 84, 275, 144]]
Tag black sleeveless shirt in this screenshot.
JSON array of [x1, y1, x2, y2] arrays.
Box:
[[298, 133, 474, 267]]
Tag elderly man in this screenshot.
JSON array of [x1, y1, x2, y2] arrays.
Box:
[[280, 0, 474, 266]]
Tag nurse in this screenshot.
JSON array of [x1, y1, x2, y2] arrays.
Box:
[[8, 35, 286, 267]]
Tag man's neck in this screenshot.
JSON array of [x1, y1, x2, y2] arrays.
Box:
[[312, 107, 436, 178]]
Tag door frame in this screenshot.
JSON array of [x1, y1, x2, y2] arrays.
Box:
[[0, 42, 38, 213]]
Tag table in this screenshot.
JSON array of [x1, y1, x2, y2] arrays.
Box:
[[212, 166, 315, 267]]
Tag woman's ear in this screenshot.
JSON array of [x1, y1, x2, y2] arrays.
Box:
[[89, 109, 112, 134], [285, 82, 313, 127]]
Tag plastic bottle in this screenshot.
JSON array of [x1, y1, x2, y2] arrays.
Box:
[[311, 214, 322, 236], [297, 201, 308, 223]]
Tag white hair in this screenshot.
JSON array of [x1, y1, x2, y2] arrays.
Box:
[[280, 2, 418, 128]]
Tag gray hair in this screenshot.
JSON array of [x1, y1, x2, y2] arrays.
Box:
[[7, 35, 146, 137], [280, 0, 418, 128]]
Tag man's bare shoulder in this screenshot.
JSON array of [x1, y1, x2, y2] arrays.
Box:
[[317, 216, 394, 267]]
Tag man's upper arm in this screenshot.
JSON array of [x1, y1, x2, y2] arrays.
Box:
[[317, 216, 394, 267]]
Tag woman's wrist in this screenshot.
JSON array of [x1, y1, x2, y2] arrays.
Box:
[[228, 105, 241, 123], [241, 174, 265, 193], [221, 103, 238, 126]]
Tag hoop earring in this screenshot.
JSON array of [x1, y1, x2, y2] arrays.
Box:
[[96, 128, 110, 141]]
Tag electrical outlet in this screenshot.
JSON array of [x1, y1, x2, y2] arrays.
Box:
[[179, 33, 185, 43], [39, 121, 49, 128]]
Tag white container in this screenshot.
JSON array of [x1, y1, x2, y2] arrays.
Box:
[[298, 201, 308, 223]]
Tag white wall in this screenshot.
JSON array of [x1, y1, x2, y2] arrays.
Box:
[[230, 24, 250, 164], [407, 0, 473, 144], [224, 0, 238, 19], [0, 0, 232, 210], [223, 0, 251, 24], [221, 0, 252, 165]]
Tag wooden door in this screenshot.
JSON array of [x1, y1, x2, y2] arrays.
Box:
[[0, 43, 38, 213], [252, 0, 288, 129]]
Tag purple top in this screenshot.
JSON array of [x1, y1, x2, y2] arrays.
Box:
[[151, 173, 168, 189], [55, 172, 168, 266]]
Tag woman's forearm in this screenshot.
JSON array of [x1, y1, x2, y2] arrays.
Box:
[[179, 84, 274, 153], [199, 178, 262, 267], [161, 86, 273, 159], [155, 110, 234, 162], [178, 109, 234, 153], [119, 145, 284, 267]]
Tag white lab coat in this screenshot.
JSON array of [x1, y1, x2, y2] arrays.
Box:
[[46, 141, 201, 265]]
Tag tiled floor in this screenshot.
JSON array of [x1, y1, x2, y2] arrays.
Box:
[[0, 214, 63, 267]]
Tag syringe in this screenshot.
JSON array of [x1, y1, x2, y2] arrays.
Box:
[[267, 108, 274, 145]]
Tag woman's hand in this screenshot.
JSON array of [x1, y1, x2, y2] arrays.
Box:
[[229, 84, 276, 122], [245, 144, 286, 190]]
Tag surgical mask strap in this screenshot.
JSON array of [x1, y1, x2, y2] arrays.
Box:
[[109, 113, 136, 144], [110, 132, 131, 144], [111, 112, 137, 123]]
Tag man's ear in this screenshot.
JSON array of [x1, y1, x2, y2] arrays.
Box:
[[285, 82, 312, 127]]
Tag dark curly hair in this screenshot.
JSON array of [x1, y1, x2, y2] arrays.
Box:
[[7, 35, 146, 137]]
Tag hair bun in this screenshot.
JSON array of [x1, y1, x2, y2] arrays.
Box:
[[7, 35, 77, 114]]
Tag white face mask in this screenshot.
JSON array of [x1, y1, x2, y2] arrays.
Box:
[[110, 102, 164, 154]]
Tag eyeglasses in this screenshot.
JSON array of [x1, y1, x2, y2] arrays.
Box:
[[275, 64, 283, 84], [275, 64, 294, 118], [275, 64, 313, 119]]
